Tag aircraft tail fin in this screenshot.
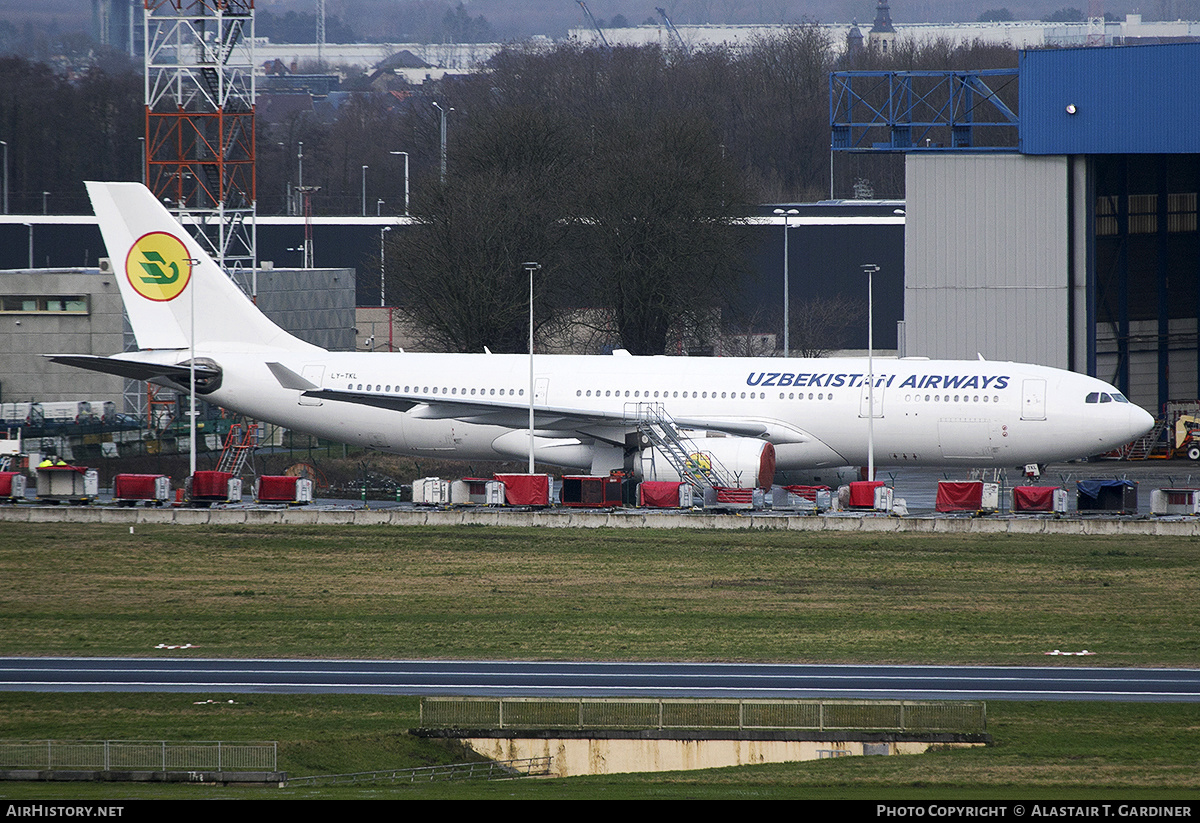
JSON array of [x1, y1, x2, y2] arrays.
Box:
[[86, 182, 320, 353]]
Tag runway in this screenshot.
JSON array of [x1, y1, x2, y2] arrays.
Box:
[[3, 658, 1199, 702]]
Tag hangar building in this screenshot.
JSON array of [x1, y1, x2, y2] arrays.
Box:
[[836, 42, 1200, 415]]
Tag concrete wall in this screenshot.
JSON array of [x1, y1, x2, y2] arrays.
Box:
[[464, 736, 969, 777], [904, 154, 1070, 368], [0, 270, 126, 405], [4, 505, 1200, 537]]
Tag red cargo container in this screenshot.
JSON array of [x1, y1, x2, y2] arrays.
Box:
[[0, 471, 24, 500], [114, 474, 165, 502], [191, 470, 234, 498], [494, 473, 551, 506], [560, 475, 622, 507], [848, 480, 886, 508], [935, 481, 984, 512], [257, 475, 299, 502], [1013, 486, 1060, 512], [783, 485, 831, 501], [638, 481, 685, 508]]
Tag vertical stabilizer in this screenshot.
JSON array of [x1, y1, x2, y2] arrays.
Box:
[[86, 182, 320, 353]]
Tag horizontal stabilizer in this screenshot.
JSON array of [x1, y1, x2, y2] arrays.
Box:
[[48, 354, 220, 383], [266, 362, 319, 391]]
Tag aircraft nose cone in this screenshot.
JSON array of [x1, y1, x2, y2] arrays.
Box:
[[1129, 404, 1155, 440]]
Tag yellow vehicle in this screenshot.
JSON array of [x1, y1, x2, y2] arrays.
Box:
[[1175, 414, 1200, 460]]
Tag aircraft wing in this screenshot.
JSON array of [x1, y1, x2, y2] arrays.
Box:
[[267, 362, 776, 438], [48, 354, 221, 383]]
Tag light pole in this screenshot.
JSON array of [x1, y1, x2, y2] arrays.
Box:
[[187, 256, 199, 477], [774, 208, 798, 357], [432, 102, 453, 184], [42, 192, 48, 215], [862, 263, 880, 482], [23, 223, 32, 268], [380, 226, 391, 307], [1, 140, 7, 214], [389, 151, 409, 215], [376, 198, 384, 216], [361, 165, 368, 216], [297, 141, 304, 215], [524, 261, 542, 473]]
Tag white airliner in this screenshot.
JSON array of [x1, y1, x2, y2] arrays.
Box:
[[54, 182, 1154, 487]]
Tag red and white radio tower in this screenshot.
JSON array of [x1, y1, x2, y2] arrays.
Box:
[[143, 0, 257, 282]]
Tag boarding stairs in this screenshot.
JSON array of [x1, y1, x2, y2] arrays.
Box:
[[628, 403, 734, 490], [216, 421, 260, 476], [1123, 417, 1168, 460]]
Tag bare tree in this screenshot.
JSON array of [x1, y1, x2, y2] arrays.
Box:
[[579, 110, 751, 355], [788, 295, 867, 358], [385, 105, 578, 352]]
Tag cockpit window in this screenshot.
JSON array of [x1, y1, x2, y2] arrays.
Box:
[[1100, 393, 1112, 403], [1112, 393, 1130, 403], [1085, 392, 1100, 403]]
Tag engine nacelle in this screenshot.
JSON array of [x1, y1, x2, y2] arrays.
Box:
[[635, 436, 776, 489]]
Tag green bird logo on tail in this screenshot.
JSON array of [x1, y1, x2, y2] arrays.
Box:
[[138, 251, 180, 285]]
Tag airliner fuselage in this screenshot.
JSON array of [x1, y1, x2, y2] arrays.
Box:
[[59, 181, 1155, 486]]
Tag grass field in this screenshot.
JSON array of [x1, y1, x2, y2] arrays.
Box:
[[1, 523, 1197, 665], [0, 522, 1198, 798], [0, 694, 1198, 799]]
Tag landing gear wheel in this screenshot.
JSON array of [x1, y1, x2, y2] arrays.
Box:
[[1187, 446, 1200, 461]]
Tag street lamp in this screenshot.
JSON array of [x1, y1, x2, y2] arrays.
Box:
[[432, 102, 453, 184], [773, 208, 799, 357], [380, 226, 391, 307], [361, 165, 369, 216], [389, 151, 410, 215], [861, 263, 880, 482], [1, 140, 7, 214], [42, 192, 48, 215], [297, 141, 304, 214], [186, 255, 200, 478], [376, 198, 384, 217], [524, 261, 542, 473], [23, 223, 32, 268]]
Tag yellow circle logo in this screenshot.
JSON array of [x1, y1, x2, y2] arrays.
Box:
[[126, 232, 192, 302], [687, 452, 712, 473]]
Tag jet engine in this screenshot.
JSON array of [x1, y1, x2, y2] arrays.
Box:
[[635, 436, 776, 489]]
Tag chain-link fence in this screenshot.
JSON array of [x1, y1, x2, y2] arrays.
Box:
[[420, 698, 986, 733], [287, 757, 552, 786], [0, 741, 277, 772]]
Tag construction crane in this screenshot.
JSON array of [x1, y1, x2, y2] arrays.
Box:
[[576, 1, 611, 50], [656, 7, 691, 56]]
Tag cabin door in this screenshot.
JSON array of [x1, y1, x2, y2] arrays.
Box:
[[298, 365, 324, 406], [858, 378, 885, 418], [1021, 379, 1047, 420]]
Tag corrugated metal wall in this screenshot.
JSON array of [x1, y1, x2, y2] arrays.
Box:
[[904, 154, 1069, 367], [1021, 43, 1200, 155]]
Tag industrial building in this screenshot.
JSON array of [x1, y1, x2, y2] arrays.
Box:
[[0, 264, 355, 409]]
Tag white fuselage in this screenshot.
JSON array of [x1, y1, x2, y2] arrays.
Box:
[[189, 347, 1154, 473], [76, 181, 1154, 482]]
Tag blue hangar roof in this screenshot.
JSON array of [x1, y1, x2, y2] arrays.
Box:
[[1020, 42, 1200, 155]]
